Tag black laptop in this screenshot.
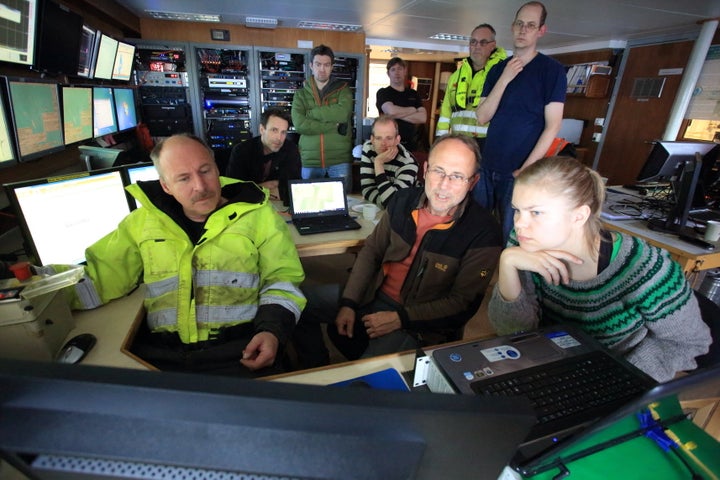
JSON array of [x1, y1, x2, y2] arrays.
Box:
[[288, 178, 361, 235], [511, 363, 720, 476], [424, 325, 659, 468]]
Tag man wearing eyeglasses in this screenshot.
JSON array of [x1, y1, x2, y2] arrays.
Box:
[[436, 23, 507, 151], [292, 135, 502, 368], [474, 1, 567, 241]]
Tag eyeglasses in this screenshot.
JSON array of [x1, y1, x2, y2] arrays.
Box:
[[469, 38, 495, 47], [512, 20, 540, 32], [427, 168, 473, 184]]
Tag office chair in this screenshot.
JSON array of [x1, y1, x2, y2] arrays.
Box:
[[694, 290, 720, 369]]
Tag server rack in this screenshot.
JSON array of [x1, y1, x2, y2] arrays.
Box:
[[258, 49, 306, 133], [132, 42, 194, 138], [194, 46, 254, 172]]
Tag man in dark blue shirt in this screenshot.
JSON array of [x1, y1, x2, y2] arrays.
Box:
[[474, 1, 566, 240]]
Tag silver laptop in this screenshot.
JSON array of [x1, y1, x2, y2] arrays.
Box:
[[425, 324, 657, 464], [288, 178, 361, 235]]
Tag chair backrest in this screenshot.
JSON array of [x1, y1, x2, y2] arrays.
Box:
[[412, 150, 428, 185], [694, 291, 720, 369]]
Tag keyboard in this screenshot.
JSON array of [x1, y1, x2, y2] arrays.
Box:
[[470, 352, 649, 425], [292, 215, 361, 235], [689, 208, 720, 224]]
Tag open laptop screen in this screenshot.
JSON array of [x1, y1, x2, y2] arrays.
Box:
[[289, 178, 348, 218]]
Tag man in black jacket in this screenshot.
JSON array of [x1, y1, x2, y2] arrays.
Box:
[[226, 108, 301, 204]]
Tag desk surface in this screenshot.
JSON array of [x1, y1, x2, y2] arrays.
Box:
[[68, 283, 416, 386], [601, 187, 720, 278]]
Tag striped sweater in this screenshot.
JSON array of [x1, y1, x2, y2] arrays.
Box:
[[359, 140, 418, 208], [488, 232, 710, 382]]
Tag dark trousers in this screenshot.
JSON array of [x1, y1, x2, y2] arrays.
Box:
[[130, 321, 284, 377], [292, 284, 420, 369]]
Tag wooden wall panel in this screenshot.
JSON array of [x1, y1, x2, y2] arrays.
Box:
[[138, 19, 365, 54], [597, 41, 694, 185]]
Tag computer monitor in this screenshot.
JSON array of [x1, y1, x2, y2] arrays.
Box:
[[61, 86, 93, 145], [4, 77, 64, 161], [0, 359, 535, 480], [93, 33, 118, 80], [0, 0, 37, 66], [638, 140, 718, 233], [32, 0, 82, 75], [0, 83, 16, 167], [77, 24, 99, 78], [4, 169, 131, 265], [93, 86, 118, 137], [111, 41, 136, 81], [78, 145, 123, 171], [113, 87, 138, 131], [124, 162, 159, 209]]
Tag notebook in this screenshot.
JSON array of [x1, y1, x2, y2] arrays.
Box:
[[512, 363, 720, 477], [425, 325, 658, 468], [288, 178, 361, 235]]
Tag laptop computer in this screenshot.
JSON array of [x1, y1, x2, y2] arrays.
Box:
[[512, 363, 720, 477], [425, 325, 658, 466], [288, 178, 362, 235]]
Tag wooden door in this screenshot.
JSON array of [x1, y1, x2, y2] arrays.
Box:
[[597, 41, 693, 185]]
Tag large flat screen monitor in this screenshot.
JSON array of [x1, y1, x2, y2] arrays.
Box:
[[0, 0, 37, 66], [4, 169, 131, 265], [0, 359, 535, 480], [93, 86, 118, 137], [638, 141, 718, 233], [111, 40, 135, 81], [61, 85, 93, 145], [77, 24, 98, 78], [92, 33, 118, 80], [124, 162, 159, 209], [0, 83, 16, 167], [4, 77, 64, 161], [32, 0, 82, 75], [112, 87, 137, 131]]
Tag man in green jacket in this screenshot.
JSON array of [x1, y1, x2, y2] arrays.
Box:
[[291, 44, 354, 192], [46, 134, 306, 376], [435, 23, 507, 151]]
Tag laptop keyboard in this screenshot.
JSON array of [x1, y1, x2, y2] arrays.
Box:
[[470, 353, 649, 424], [293, 216, 361, 235], [689, 209, 720, 224]]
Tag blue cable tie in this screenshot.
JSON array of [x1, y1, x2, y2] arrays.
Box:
[[637, 409, 677, 452]]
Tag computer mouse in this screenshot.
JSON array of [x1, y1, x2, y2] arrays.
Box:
[[56, 333, 96, 364]]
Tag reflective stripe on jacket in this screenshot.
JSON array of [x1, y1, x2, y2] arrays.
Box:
[[436, 49, 507, 137], [62, 177, 306, 345]]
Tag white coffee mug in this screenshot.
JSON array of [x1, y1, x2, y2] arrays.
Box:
[[704, 220, 720, 242], [362, 204, 379, 220]]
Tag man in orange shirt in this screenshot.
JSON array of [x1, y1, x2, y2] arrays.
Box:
[[293, 135, 502, 368]]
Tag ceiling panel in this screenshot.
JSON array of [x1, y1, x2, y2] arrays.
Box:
[[116, 0, 720, 60]]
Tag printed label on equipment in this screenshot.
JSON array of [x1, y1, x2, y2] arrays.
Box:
[[546, 332, 581, 349], [481, 345, 521, 362]]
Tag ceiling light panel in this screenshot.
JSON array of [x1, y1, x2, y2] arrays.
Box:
[[297, 21, 362, 32], [146, 10, 221, 22], [429, 33, 471, 42]]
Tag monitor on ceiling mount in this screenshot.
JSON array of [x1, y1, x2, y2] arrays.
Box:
[[32, 0, 83, 75], [0, 0, 37, 67], [92, 33, 118, 81], [77, 24, 99, 78], [111, 41, 136, 81]]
